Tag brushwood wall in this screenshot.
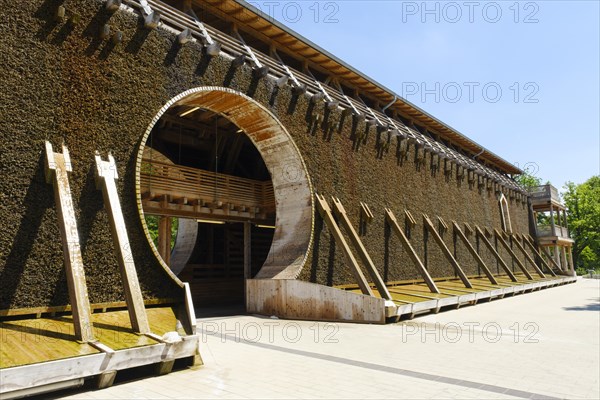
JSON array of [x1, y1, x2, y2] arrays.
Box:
[[0, 0, 531, 310]]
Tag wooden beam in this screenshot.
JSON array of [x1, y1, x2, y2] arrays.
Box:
[[384, 209, 440, 294], [95, 153, 150, 334], [538, 244, 563, 272], [315, 195, 373, 297], [475, 227, 518, 282], [158, 216, 172, 266], [45, 142, 94, 342], [493, 229, 533, 280], [520, 236, 557, 276], [423, 215, 472, 288], [509, 235, 546, 278], [331, 197, 392, 301], [452, 221, 497, 284]]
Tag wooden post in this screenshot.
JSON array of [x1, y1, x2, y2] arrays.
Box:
[[95, 153, 150, 334], [452, 222, 497, 284], [560, 247, 569, 275], [493, 230, 533, 280], [549, 204, 556, 237], [331, 197, 392, 301], [423, 215, 472, 288], [45, 142, 94, 342], [315, 195, 374, 296], [385, 209, 440, 293], [509, 235, 546, 278], [158, 216, 172, 266], [475, 227, 518, 282], [244, 221, 251, 282]]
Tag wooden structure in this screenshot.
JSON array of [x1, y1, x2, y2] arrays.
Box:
[[0, 0, 578, 396], [529, 185, 575, 276]]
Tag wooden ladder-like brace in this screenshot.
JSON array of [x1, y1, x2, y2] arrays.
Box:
[[95, 152, 150, 334], [330, 197, 392, 301], [493, 229, 535, 279], [509, 234, 549, 278], [315, 194, 373, 297], [452, 221, 497, 285], [475, 227, 518, 282], [422, 215, 472, 289], [384, 209, 440, 293], [45, 142, 95, 342]]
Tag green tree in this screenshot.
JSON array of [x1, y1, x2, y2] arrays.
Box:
[[563, 176, 600, 270], [515, 170, 542, 190]]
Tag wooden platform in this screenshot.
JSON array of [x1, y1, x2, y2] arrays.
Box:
[[342, 274, 577, 319], [0, 306, 200, 397]]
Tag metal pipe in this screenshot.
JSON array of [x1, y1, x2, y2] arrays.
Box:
[[382, 95, 397, 113]]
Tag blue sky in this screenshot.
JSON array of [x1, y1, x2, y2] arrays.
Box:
[[247, 0, 600, 188]]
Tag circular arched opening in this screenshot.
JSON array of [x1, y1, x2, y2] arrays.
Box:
[[136, 87, 313, 308]]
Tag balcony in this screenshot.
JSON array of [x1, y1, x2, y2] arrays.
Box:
[[530, 184, 561, 208], [536, 224, 570, 239]]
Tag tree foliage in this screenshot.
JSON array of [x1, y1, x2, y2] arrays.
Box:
[[515, 170, 542, 189], [563, 176, 600, 270]]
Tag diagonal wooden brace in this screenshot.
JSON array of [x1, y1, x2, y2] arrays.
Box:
[[331, 197, 392, 301], [493, 229, 533, 280], [384, 209, 439, 293], [520, 235, 557, 276], [423, 215, 472, 288], [475, 227, 518, 282], [509, 235, 546, 278], [452, 221, 497, 284], [45, 141, 95, 342], [315, 194, 373, 297], [95, 152, 150, 334]]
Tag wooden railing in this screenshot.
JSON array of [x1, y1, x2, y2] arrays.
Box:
[[537, 224, 569, 238], [140, 159, 275, 212], [530, 184, 560, 203]]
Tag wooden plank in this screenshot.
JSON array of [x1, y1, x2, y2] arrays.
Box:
[[494, 229, 533, 280], [384, 209, 440, 293], [315, 195, 373, 297], [475, 227, 518, 282], [331, 197, 392, 301], [423, 215, 472, 288], [522, 236, 558, 276], [45, 142, 94, 343], [452, 221, 497, 284], [95, 153, 150, 334], [509, 235, 546, 278]]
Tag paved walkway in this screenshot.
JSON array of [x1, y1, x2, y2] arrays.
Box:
[[59, 278, 599, 399]]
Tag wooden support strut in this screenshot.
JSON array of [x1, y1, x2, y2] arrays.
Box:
[[509, 234, 546, 278], [384, 209, 440, 294], [452, 221, 498, 284], [45, 141, 95, 342], [521, 236, 557, 276], [331, 197, 392, 301], [422, 215, 472, 289], [493, 229, 533, 280], [475, 227, 518, 282], [95, 152, 150, 334], [315, 195, 374, 297]]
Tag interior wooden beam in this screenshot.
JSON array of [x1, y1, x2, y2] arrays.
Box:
[[423, 215, 472, 289], [95, 153, 150, 334], [509, 235, 546, 278], [475, 227, 518, 282], [452, 221, 497, 284], [316, 194, 374, 297], [384, 209, 440, 294], [158, 216, 172, 266], [493, 229, 534, 280], [331, 197, 392, 301]]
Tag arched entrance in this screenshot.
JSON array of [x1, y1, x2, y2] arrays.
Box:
[[136, 87, 313, 309]]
